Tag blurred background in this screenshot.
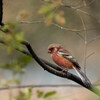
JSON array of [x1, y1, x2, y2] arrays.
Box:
[[0, 0, 100, 100]]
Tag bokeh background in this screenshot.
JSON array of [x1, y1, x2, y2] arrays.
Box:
[[0, 0, 100, 100]]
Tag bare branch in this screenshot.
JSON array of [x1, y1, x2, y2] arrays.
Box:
[[88, 35, 100, 45], [21, 41, 100, 96], [61, 3, 95, 19], [20, 20, 44, 24], [0, 0, 3, 25], [86, 52, 95, 59], [53, 23, 84, 32], [77, 11, 87, 74], [83, 0, 96, 7], [75, 0, 96, 9], [0, 0, 100, 96], [19, 21, 96, 33], [52, 23, 86, 42], [82, 0, 87, 6], [1, 38, 100, 96]]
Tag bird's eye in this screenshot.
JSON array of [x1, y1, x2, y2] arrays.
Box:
[[48, 47, 54, 53], [49, 48, 54, 51]]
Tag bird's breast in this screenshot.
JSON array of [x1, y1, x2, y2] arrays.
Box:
[[52, 53, 73, 69]]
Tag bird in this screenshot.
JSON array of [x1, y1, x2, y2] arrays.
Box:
[[48, 43, 91, 85]]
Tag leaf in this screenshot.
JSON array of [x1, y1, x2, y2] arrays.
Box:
[[25, 88, 33, 100], [1, 24, 9, 31], [15, 32, 24, 42], [39, 4, 54, 14], [15, 91, 26, 100], [18, 56, 32, 66], [8, 79, 20, 84], [46, 11, 54, 19], [1, 80, 8, 87], [37, 90, 44, 98], [43, 91, 56, 98]]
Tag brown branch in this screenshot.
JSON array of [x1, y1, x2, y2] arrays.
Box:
[[21, 41, 100, 96], [20, 20, 44, 24], [0, 40, 87, 86], [77, 0, 96, 9], [86, 52, 95, 59], [0, 0, 100, 95], [88, 35, 100, 45], [60, 2, 95, 19], [0, 39, 100, 96], [76, 11, 87, 74], [0, 0, 3, 25]]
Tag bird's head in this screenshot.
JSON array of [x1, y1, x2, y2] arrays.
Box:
[[48, 44, 61, 54]]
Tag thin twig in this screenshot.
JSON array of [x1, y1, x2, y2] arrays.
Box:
[[52, 23, 95, 32], [82, 0, 87, 6], [19, 21, 96, 33], [75, 32, 85, 42], [83, 0, 96, 7], [20, 20, 44, 24], [0, 0, 100, 96], [73, 0, 82, 7], [0, 0, 3, 25], [61, 3, 95, 19], [86, 52, 95, 59], [53, 23, 83, 32], [86, 0, 96, 6], [77, 11, 87, 74], [1, 39, 100, 96], [87, 35, 100, 45], [21, 41, 100, 96], [75, 0, 96, 9]]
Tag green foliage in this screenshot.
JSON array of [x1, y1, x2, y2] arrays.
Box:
[[15, 87, 33, 100], [0, 55, 32, 87], [15, 89, 56, 100], [0, 22, 24, 52], [1, 80, 9, 87], [17, 56, 32, 67], [39, 4, 54, 14], [16, 91, 26, 100], [37, 90, 56, 99], [43, 91, 56, 98], [0, 2, 59, 100], [37, 90, 44, 98], [1, 79, 20, 87], [0, 22, 33, 89], [0, 56, 32, 74], [38, 0, 66, 25], [1, 24, 9, 32]]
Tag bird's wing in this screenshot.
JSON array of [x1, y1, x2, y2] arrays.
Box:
[[58, 51, 81, 69]]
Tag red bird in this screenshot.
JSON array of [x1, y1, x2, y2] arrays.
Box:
[[48, 44, 90, 84]]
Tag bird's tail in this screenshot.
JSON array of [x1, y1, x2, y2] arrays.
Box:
[[73, 67, 91, 87]]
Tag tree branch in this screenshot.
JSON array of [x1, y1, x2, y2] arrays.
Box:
[[0, 0, 3, 25], [21, 41, 100, 96], [0, 0, 100, 96], [0, 39, 100, 96]]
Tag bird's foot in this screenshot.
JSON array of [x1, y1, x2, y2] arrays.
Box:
[[61, 68, 68, 73]]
